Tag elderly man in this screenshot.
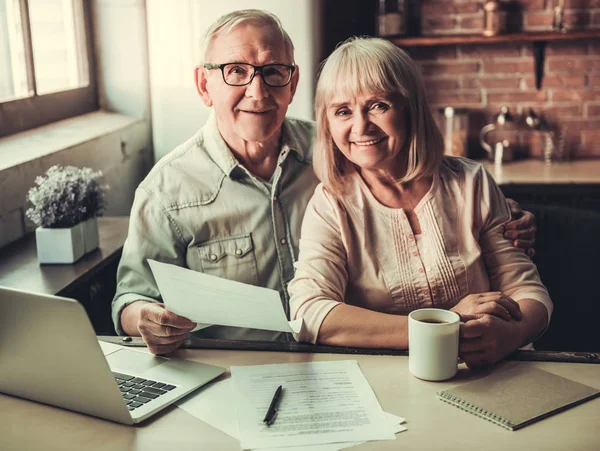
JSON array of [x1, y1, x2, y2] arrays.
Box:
[[112, 10, 536, 355]]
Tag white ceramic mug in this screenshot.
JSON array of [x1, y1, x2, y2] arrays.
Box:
[[408, 308, 460, 381]]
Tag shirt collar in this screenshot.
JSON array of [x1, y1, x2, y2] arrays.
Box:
[[201, 112, 239, 177], [280, 117, 308, 162], [201, 112, 307, 178]]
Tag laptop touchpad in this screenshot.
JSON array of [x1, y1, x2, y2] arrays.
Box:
[[106, 349, 168, 373]]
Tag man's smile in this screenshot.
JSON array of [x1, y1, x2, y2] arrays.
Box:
[[238, 108, 274, 114]]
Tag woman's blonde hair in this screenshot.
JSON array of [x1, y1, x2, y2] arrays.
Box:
[[201, 9, 294, 63], [314, 37, 444, 197]]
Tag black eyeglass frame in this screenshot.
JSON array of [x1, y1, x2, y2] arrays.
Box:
[[203, 62, 296, 87]]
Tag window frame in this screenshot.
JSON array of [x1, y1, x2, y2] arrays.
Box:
[[0, 0, 97, 138]]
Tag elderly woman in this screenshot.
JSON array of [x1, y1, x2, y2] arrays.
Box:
[[288, 37, 552, 367]]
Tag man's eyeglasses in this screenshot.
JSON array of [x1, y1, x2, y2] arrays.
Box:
[[204, 62, 295, 87]]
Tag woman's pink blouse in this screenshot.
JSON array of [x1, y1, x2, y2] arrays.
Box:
[[288, 157, 553, 344]]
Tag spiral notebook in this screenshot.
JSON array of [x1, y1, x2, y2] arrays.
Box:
[[437, 364, 600, 431]]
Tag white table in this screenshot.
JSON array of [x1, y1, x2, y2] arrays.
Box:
[[2, 347, 599, 451]]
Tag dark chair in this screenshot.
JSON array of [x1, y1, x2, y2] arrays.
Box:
[[523, 204, 600, 352]]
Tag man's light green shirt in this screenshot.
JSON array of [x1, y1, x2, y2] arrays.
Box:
[[112, 113, 318, 340]]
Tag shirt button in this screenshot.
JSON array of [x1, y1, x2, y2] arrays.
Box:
[[419, 268, 424, 273], [413, 252, 418, 257], [210, 254, 218, 261], [280, 238, 287, 245], [235, 249, 243, 256], [408, 234, 414, 239], [273, 195, 277, 201]]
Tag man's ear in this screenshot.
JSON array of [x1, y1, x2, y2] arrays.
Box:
[[288, 65, 300, 101], [195, 66, 213, 107]]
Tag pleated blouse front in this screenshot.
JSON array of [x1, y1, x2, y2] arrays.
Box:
[[288, 157, 552, 344]]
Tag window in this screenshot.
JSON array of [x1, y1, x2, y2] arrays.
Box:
[[0, 0, 97, 138]]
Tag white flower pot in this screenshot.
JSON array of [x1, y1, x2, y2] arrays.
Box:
[[35, 217, 100, 264], [36, 222, 85, 264], [81, 217, 99, 254]]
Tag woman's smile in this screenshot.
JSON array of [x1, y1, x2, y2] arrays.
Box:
[[352, 136, 387, 147]]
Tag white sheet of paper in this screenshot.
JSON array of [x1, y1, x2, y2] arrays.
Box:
[[176, 379, 406, 451], [97, 341, 123, 356], [148, 259, 302, 333], [254, 413, 406, 451], [231, 360, 396, 450], [388, 414, 407, 433], [176, 377, 240, 439]]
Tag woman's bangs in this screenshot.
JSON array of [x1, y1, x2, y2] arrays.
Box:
[[321, 50, 392, 105]]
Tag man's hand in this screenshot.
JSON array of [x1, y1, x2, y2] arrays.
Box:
[[135, 303, 197, 355], [505, 198, 536, 257], [458, 314, 523, 368], [450, 292, 522, 322]]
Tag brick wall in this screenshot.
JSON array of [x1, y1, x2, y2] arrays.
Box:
[[406, 0, 600, 159]]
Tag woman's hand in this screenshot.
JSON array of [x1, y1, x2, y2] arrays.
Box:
[[451, 292, 522, 322], [458, 298, 547, 368], [458, 314, 525, 367]]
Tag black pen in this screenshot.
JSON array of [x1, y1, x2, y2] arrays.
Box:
[[263, 385, 283, 426]]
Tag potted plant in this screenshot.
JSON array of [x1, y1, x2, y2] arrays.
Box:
[[26, 165, 108, 264]]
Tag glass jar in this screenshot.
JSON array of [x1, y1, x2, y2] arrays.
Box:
[[482, 0, 505, 37], [441, 107, 469, 157], [377, 0, 407, 37]]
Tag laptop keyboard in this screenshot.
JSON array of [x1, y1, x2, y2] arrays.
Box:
[[112, 371, 177, 411]]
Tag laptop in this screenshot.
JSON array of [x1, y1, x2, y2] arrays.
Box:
[[0, 286, 226, 425]]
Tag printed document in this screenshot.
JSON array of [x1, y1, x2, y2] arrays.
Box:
[[230, 360, 396, 449], [176, 378, 406, 451], [148, 260, 302, 333]]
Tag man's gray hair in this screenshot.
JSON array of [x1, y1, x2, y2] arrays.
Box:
[[201, 9, 295, 63]]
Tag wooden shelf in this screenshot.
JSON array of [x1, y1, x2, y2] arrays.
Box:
[[389, 29, 600, 90], [389, 29, 600, 47]]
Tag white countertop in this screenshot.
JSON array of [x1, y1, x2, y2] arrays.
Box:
[[480, 159, 600, 184]]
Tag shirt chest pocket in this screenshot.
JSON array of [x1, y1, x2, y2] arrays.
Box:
[[194, 234, 259, 286]]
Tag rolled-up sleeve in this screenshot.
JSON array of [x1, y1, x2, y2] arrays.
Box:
[[111, 186, 186, 335], [288, 185, 348, 343], [477, 167, 553, 325]]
